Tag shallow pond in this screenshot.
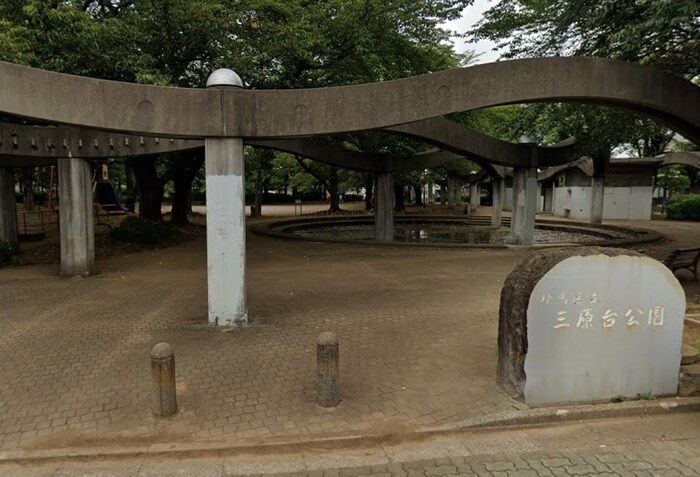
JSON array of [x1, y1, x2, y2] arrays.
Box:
[[290, 223, 599, 244]]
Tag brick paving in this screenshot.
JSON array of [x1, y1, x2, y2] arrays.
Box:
[[0, 226, 531, 452], [2, 414, 699, 475], [0, 213, 697, 455]]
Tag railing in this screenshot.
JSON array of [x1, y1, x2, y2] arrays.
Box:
[[16, 205, 59, 237]]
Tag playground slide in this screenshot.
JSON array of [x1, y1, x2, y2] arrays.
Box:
[[94, 181, 128, 213]]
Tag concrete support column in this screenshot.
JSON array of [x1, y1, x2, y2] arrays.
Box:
[[206, 138, 247, 326], [0, 168, 19, 249], [444, 177, 452, 208], [469, 182, 480, 208], [590, 176, 604, 224], [452, 179, 462, 208], [375, 172, 394, 241], [509, 167, 537, 245], [491, 178, 504, 228], [58, 157, 95, 277]]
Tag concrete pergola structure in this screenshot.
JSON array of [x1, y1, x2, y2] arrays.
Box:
[[0, 121, 511, 252], [0, 116, 584, 249], [0, 57, 698, 325]]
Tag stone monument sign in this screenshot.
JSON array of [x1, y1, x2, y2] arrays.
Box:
[[498, 247, 685, 405]]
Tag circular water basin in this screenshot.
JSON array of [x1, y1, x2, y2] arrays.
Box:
[[291, 223, 597, 245], [254, 216, 662, 248]]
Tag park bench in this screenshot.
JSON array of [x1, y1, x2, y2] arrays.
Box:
[[663, 247, 700, 281]]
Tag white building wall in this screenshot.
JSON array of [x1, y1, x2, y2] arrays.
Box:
[[552, 186, 652, 220], [603, 186, 653, 220], [553, 186, 590, 220]]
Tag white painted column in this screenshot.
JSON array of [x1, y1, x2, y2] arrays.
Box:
[[58, 157, 95, 277], [491, 177, 504, 228], [509, 167, 537, 245], [375, 172, 394, 241], [0, 167, 19, 249], [590, 176, 604, 224], [206, 138, 247, 326]]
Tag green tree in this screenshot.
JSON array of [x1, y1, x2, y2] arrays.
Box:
[[470, 0, 700, 79], [1, 0, 471, 219], [468, 0, 700, 162]]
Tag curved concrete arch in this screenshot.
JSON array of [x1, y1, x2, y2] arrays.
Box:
[[0, 123, 497, 174], [388, 149, 503, 178], [1, 58, 698, 143], [0, 123, 202, 166], [657, 151, 700, 169], [538, 157, 595, 181], [251, 139, 504, 176], [386, 118, 585, 168], [386, 118, 529, 167]]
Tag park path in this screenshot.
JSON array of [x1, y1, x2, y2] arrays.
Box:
[[0, 209, 697, 461], [2, 413, 699, 476]]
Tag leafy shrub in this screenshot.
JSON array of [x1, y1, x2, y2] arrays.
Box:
[[665, 194, 700, 221], [0, 239, 13, 267], [109, 216, 180, 247]]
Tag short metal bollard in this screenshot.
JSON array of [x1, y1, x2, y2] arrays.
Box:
[[316, 332, 339, 407], [151, 342, 178, 417]]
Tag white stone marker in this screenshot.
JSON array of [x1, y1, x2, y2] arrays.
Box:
[[524, 254, 685, 405]]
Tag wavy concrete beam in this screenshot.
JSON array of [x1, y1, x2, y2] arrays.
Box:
[[386, 118, 586, 168], [250, 140, 490, 173], [0, 123, 201, 165], [0, 119, 554, 174], [658, 151, 700, 168], [536, 153, 700, 182], [1, 58, 698, 142], [0, 123, 473, 173]]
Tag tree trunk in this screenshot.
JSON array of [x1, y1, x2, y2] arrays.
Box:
[[364, 173, 374, 210], [128, 156, 164, 221], [22, 167, 34, 211], [328, 166, 341, 212], [443, 179, 451, 208], [253, 155, 264, 217], [413, 183, 423, 206], [124, 161, 136, 212], [394, 183, 405, 212], [170, 150, 204, 226]]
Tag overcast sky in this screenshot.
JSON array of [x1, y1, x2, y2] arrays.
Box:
[[441, 0, 500, 64]]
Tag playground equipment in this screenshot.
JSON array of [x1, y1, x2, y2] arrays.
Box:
[[92, 164, 128, 215]]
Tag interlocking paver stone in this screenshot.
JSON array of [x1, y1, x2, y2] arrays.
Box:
[[0, 215, 698, 459], [0, 232, 528, 452]]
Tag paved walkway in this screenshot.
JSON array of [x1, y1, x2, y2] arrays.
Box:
[[0, 209, 698, 460], [3, 413, 699, 475]]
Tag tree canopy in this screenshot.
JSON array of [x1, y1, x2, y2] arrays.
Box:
[[464, 0, 700, 160], [0, 0, 472, 217], [471, 0, 700, 79]]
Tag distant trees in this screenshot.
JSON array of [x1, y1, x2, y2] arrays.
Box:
[[464, 0, 699, 170], [0, 0, 471, 218]]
